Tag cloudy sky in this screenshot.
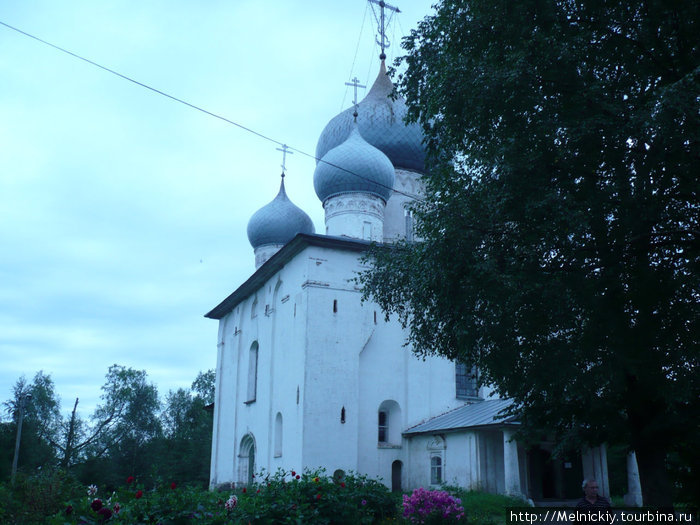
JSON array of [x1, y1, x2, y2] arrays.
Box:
[[0, 0, 434, 419]]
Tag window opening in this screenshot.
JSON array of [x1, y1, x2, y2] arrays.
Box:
[[340, 407, 346, 424], [246, 342, 258, 403], [430, 455, 443, 485], [378, 411, 388, 443], [455, 362, 479, 398], [333, 299, 338, 313]]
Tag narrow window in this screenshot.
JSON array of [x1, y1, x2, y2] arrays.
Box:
[[246, 342, 258, 403], [373, 311, 377, 324], [362, 221, 372, 240], [296, 386, 300, 405], [340, 407, 346, 424], [378, 411, 388, 443], [430, 456, 443, 485], [405, 209, 414, 242], [333, 299, 338, 313], [274, 413, 283, 457]]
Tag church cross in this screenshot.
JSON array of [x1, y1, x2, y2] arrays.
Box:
[[369, 0, 400, 60], [344, 76, 366, 108], [276, 144, 293, 176]]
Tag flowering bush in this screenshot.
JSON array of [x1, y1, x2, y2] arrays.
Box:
[[402, 487, 465, 524], [44, 468, 396, 524]]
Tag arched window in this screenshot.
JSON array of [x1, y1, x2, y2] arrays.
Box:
[[427, 435, 446, 485], [274, 412, 283, 457], [246, 342, 258, 403], [251, 297, 258, 319], [377, 400, 401, 446], [340, 406, 346, 424]]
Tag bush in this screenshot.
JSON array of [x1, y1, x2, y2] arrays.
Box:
[[402, 487, 465, 524], [46, 468, 397, 524]]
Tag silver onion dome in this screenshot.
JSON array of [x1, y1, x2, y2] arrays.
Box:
[[247, 178, 315, 249], [315, 60, 426, 172], [313, 125, 395, 204]]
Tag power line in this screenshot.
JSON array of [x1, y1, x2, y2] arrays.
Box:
[[0, 19, 423, 202]]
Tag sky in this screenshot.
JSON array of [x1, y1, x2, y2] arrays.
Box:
[[0, 0, 435, 420]]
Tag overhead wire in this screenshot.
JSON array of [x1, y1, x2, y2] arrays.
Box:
[[0, 19, 423, 202], [340, 2, 369, 112]]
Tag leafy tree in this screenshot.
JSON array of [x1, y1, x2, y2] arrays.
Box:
[[2, 372, 62, 477], [361, 0, 698, 506], [158, 370, 214, 487]]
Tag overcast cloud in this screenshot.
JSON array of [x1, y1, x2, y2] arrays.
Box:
[[0, 0, 434, 418]]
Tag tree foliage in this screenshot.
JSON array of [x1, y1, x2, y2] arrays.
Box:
[[361, 0, 699, 506], [1, 366, 214, 490]]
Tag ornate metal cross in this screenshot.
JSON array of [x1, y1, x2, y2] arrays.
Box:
[[369, 0, 400, 59], [276, 144, 293, 176]]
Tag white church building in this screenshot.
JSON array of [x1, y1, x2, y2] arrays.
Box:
[[205, 55, 617, 501]]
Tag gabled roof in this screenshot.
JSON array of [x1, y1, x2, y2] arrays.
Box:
[[403, 398, 518, 435], [205, 233, 371, 320]]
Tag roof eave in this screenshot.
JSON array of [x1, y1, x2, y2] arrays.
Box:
[[204, 233, 373, 320]]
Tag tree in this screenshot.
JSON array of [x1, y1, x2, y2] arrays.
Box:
[[361, 0, 699, 506], [2, 372, 62, 477], [158, 370, 214, 486]]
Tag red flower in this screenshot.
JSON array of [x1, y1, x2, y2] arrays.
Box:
[[135, 490, 143, 499], [341, 482, 346, 488], [242, 487, 247, 493], [313, 477, 320, 483], [316, 493, 322, 500], [170, 482, 177, 490], [256, 489, 260, 493], [97, 507, 112, 522], [91, 498, 103, 512], [126, 476, 134, 485], [65, 505, 73, 516], [291, 470, 296, 476], [113, 503, 121, 515], [295, 475, 300, 479]]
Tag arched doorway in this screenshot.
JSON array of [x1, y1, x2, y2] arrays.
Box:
[[238, 434, 256, 486], [392, 460, 402, 492]]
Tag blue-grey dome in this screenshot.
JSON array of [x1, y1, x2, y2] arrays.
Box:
[[314, 125, 395, 203], [316, 60, 425, 172], [247, 178, 315, 249]]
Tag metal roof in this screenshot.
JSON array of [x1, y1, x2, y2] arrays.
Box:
[[403, 398, 518, 435]]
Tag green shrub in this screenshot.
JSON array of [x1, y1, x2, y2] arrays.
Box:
[[46, 468, 397, 524]]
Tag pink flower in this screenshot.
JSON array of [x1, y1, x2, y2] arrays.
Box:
[[97, 507, 112, 522], [90, 499, 103, 512], [87, 484, 98, 496], [65, 505, 73, 516], [361, 499, 367, 506], [113, 503, 121, 514], [135, 490, 143, 499], [225, 495, 238, 510]]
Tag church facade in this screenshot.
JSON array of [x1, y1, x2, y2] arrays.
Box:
[[206, 59, 614, 501]]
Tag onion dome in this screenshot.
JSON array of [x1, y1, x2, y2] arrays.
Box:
[[246, 177, 315, 249], [315, 60, 425, 172], [314, 125, 395, 203]]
